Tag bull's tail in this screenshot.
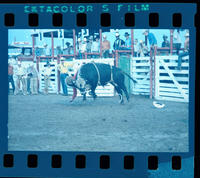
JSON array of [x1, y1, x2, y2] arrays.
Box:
[[121, 71, 137, 83]]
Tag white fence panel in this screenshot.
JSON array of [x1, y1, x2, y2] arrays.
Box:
[[130, 56, 150, 95], [155, 55, 189, 102], [38, 61, 58, 93]]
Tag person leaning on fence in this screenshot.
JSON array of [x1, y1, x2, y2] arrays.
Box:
[[142, 29, 157, 55], [43, 43, 51, 57], [177, 32, 189, 70], [15, 62, 27, 95], [102, 34, 110, 58], [86, 36, 93, 53], [162, 35, 170, 48], [124, 32, 132, 50], [173, 29, 182, 55], [29, 63, 39, 95], [8, 63, 15, 95], [58, 57, 73, 96], [91, 36, 100, 58], [134, 39, 139, 57], [43, 62, 52, 94], [138, 40, 149, 57], [113, 32, 125, 50]]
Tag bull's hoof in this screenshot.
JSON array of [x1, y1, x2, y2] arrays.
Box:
[[119, 100, 124, 104]]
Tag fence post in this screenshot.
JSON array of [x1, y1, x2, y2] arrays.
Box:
[[150, 49, 153, 99]]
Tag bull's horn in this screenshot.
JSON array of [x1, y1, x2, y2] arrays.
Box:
[[66, 76, 75, 86]]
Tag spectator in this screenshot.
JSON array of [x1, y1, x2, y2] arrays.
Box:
[[134, 39, 139, 57], [58, 57, 73, 96], [77, 38, 83, 59], [173, 29, 182, 55], [81, 37, 87, 53], [64, 42, 71, 55], [162, 35, 170, 47], [177, 32, 189, 70], [86, 36, 93, 53], [124, 32, 131, 49], [143, 29, 157, 48], [113, 32, 125, 50], [91, 37, 100, 58], [43, 62, 52, 94], [56, 46, 63, 56], [26, 64, 32, 94], [29, 63, 39, 95], [15, 62, 27, 95], [8, 63, 15, 95], [43, 43, 51, 56], [138, 40, 149, 57], [102, 34, 110, 58]]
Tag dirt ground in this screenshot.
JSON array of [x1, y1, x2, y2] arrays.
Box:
[[8, 94, 188, 152]]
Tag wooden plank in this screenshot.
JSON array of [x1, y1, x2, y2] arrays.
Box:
[[159, 91, 188, 99], [159, 69, 189, 74], [155, 96, 188, 102], [159, 87, 188, 93], [159, 83, 189, 89], [159, 76, 189, 82]]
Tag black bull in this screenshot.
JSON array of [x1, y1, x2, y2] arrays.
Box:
[[66, 63, 137, 104]]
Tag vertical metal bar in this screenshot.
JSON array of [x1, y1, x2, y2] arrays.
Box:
[[170, 30, 173, 55], [99, 29, 102, 58], [150, 49, 153, 99], [154, 46, 157, 98], [115, 50, 118, 67], [51, 32, 54, 60], [73, 29, 76, 59], [32, 35, 35, 61], [131, 29, 134, 57], [57, 56, 60, 93]]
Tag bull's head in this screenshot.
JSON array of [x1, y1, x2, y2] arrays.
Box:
[[66, 76, 90, 95]]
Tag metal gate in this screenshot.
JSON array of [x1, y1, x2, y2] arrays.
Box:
[[38, 61, 58, 93], [155, 55, 189, 102]]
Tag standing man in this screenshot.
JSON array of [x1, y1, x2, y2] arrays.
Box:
[[58, 57, 72, 96], [173, 29, 182, 55], [8, 63, 15, 95], [143, 29, 157, 55], [43, 43, 51, 56], [91, 37, 100, 58], [113, 32, 125, 50], [177, 32, 189, 70], [102, 34, 110, 58], [124, 32, 131, 49], [30, 63, 39, 95], [162, 35, 170, 47], [26, 64, 32, 95], [15, 62, 27, 95], [43, 62, 52, 94]]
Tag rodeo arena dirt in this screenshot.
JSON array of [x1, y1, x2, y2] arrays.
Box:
[[8, 29, 189, 152]]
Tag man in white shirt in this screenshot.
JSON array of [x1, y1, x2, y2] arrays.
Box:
[[15, 62, 27, 95], [91, 37, 100, 58], [43, 62, 52, 94]]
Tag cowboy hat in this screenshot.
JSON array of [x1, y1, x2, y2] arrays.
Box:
[[142, 29, 149, 34], [124, 32, 130, 36], [115, 32, 120, 36]]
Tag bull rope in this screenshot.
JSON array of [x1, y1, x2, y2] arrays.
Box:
[[91, 62, 114, 86], [91, 62, 101, 85]]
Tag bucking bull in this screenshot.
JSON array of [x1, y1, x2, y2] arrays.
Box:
[[66, 62, 137, 104]]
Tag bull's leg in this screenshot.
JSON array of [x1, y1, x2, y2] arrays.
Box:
[[90, 87, 97, 100], [82, 92, 86, 101], [120, 83, 129, 102], [114, 85, 124, 104]]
